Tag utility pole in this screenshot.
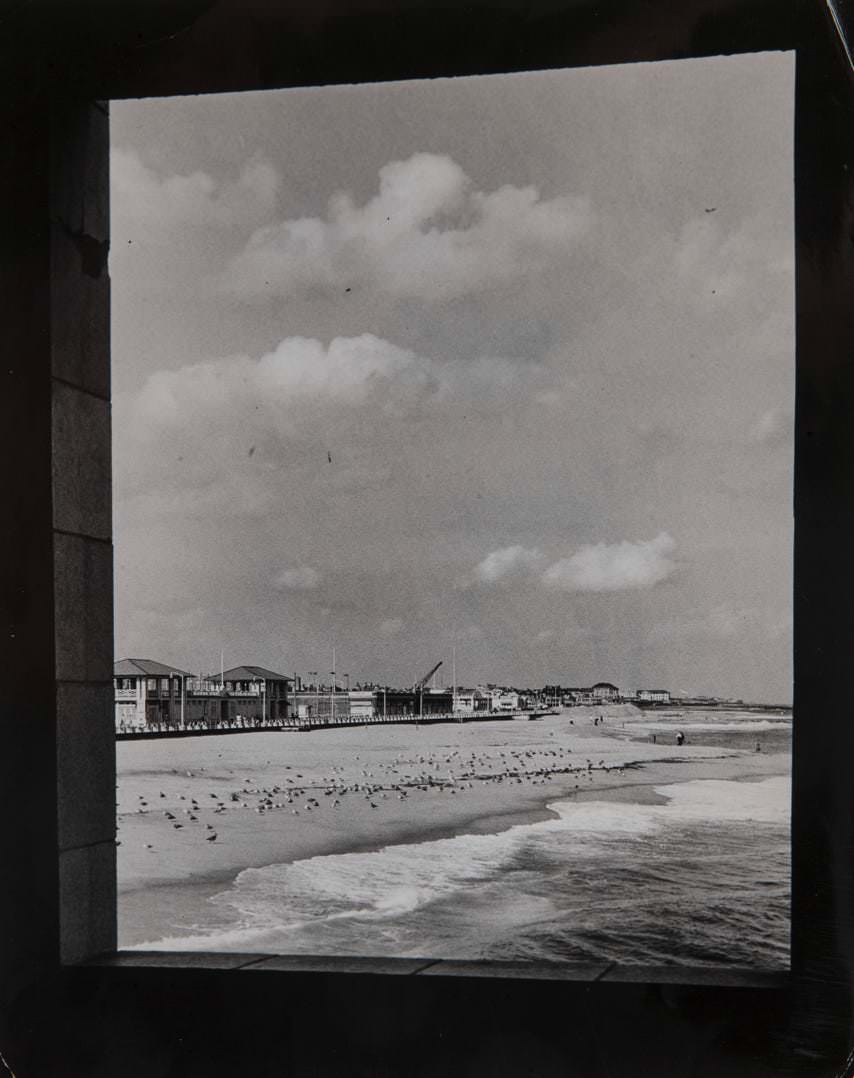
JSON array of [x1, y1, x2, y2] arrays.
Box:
[[171, 672, 185, 728], [331, 646, 336, 725], [308, 672, 317, 722]]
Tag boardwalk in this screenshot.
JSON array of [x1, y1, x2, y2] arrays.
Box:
[[116, 710, 527, 740]]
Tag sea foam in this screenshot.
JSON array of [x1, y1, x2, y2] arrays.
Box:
[[133, 775, 790, 954]]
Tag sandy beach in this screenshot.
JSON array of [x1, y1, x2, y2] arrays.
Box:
[[117, 705, 790, 949]]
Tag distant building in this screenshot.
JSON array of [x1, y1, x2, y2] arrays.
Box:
[[348, 690, 375, 719], [563, 687, 594, 705], [591, 682, 620, 701], [637, 689, 671, 704], [492, 691, 520, 712], [453, 689, 477, 715], [292, 687, 350, 721], [542, 684, 567, 706]]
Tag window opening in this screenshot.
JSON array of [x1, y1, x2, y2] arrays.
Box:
[[110, 53, 794, 968]]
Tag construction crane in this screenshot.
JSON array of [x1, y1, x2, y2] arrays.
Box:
[[413, 660, 443, 691]]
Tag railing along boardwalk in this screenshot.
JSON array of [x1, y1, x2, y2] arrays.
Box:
[[115, 710, 532, 740]]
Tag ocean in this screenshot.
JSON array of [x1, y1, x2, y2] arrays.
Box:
[[125, 710, 790, 969]]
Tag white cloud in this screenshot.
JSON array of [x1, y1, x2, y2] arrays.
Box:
[[222, 151, 593, 302], [119, 333, 550, 456], [542, 532, 676, 592], [112, 329, 559, 554], [379, 617, 405, 636], [474, 545, 542, 584], [123, 334, 434, 441], [111, 148, 279, 241], [273, 567, 321, 590]]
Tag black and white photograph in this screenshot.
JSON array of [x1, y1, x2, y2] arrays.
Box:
[[11, 0, 854, 1074], [111, 52, 794, 968]]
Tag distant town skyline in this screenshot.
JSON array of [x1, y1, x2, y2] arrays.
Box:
[[111, 52, 795, 704]]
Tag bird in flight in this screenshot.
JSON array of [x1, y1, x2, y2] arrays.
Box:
[[704, 207, 717, 213], [327, 451, 332, 463]]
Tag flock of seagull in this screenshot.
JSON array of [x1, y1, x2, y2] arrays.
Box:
[[118, 742, 629, 854]]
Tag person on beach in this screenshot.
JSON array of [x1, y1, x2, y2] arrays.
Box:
[[676, 731, 685, 746]]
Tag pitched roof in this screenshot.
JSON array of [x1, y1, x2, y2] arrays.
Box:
[[114, 658, 193, 677], [214, 665, 293, 682]]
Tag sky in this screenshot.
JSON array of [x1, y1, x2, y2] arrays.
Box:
[[110, 51, 795, 702]]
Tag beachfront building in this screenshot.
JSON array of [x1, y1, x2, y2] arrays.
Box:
[[492, 690, 520, 712], [541, 685, 564, 707], [452, 689, 474, 715], [371, 687, 456, 717], [213, 666, 292, 725], [292, 685, 350, 722], [591, 681, 620, 702], [348, 690, 375, 719], [637, 688, 671, 704], [114, 658, 194, 732], [559, 686, 594, 705]]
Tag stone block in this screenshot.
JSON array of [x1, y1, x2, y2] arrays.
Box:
[[51, 101, 109, 243], [52, 380, 111, 539], [59, 841, 117, 964], [416, 959, 612, 981], [598, 964, 789, 988], [53, 532, 113, 682], [95, 952, 264, 970], [244, 955, 431, 975], [57, 681, 116, 851], [50, 222, 110, 398]]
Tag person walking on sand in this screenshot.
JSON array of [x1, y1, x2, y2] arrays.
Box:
[[676, 730, 685, 746]]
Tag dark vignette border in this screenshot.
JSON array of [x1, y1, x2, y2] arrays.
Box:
[[2, 1, 853, 1074]]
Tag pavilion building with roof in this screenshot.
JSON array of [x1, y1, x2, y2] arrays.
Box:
[[114, 660, 292, 732], [113, 658, 194, 731]]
